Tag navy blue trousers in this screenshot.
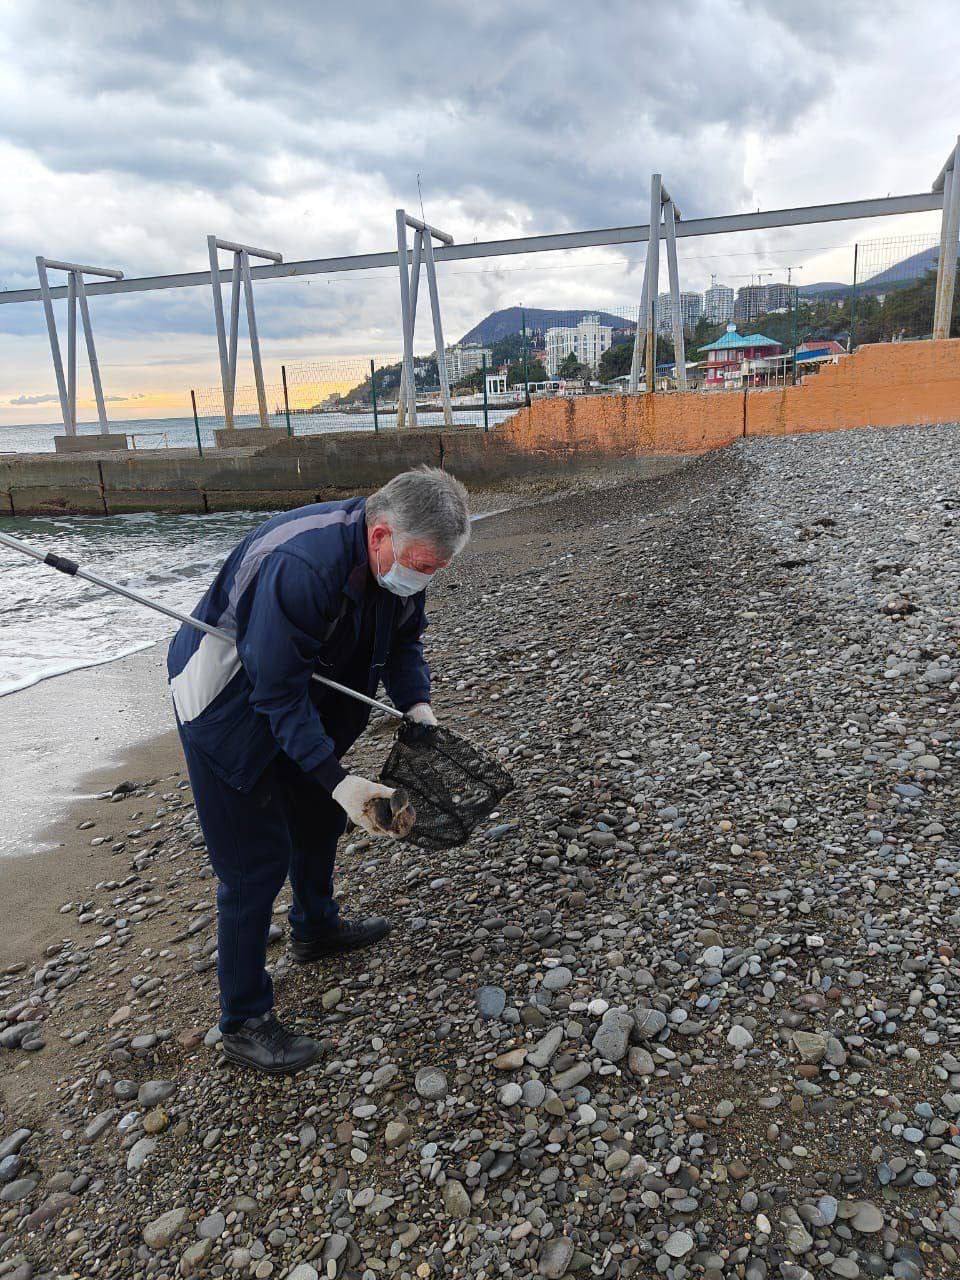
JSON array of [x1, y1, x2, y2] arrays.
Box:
[[179, 731, 346, 1031]]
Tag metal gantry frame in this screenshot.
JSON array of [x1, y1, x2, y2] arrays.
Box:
[[395, 210, 454, 429], [207, 236, 283, 430], [36, 256, 124, 435], [629, 175, 686, 393]]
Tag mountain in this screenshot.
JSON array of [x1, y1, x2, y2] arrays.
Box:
[[862, 244, 938, 288], [799, 281, 849, 297], [459, 306, 634, 345]]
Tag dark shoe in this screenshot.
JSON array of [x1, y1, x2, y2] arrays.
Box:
[[221, 1012, 322, 1075], [291, 916, 392, 963]]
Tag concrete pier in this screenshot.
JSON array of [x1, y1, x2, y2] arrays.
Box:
[[0, 425, 686, 517]]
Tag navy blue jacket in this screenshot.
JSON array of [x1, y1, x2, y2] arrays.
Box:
[[167, 497, 430, 793]]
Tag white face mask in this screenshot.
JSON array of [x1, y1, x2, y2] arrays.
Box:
[[376, 536, 434, 597]]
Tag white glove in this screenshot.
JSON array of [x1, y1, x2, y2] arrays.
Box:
[[406, 702, 438, 726], [333, 774, 408, 837]]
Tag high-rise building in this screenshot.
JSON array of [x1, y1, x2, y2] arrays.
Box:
[[656, 291, 704, 335], [544, 314, 613, 376], [734, 285, 768, 323], [704, 283, 735, 324], [445, 342, 492, 382], [764, 282, 799, 312]]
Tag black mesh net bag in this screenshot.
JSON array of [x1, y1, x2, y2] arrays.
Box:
[[379, 720, 514, 850]]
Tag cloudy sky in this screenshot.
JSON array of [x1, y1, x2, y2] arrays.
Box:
[[0, 0, 954, 426]]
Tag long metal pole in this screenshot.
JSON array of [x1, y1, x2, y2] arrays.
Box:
[[481, 354, 489, 431], [934, 138, 960, 339], [208, 236, 234, 431], [0, 530, 405, 720], [241, 251, 270, 427], [227, 255, 241, 426], [629, 255, 650, 393], [75, 274, 109, 433], [849, 244, 859, 352], [396, 211, 418, 430], [370, 358, 379, 432], [422, 230, 453, 427], [645, 175, 662, 393], [66, 274, 77, 434], [521, 307, 530, 407], [190, 389, 203, 458], [397, 229, 423, 429], [934, 163, 954, 334], [36, 258, 71, 434], [281, 364, 292, 436], [663, 199, 686, 390]]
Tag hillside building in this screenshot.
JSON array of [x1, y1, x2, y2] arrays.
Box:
[[704, 283, 735, 324], [656, 291, 704, 336], [544, 314, 613, 376], [446, 342, 493, 382]]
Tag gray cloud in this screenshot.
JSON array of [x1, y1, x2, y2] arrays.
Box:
[[10, 392, 59, 405], [0, 0, 951, 421]]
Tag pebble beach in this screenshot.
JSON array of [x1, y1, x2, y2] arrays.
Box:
[[1, 424, 959, 1280]]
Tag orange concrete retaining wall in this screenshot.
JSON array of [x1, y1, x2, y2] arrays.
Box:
[[501, 339, 960, 456], [747, 338, 960, 436]]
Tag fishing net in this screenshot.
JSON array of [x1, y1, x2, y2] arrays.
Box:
[[379, 721, 514, 850]]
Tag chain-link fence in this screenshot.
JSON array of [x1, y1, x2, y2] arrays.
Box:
[[851, 234, 959, 346]]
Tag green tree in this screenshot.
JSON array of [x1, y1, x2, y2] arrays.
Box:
[[507, 357, 547, 386], [557, 352, 590, 380]]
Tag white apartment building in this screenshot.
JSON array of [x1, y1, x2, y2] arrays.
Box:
[[544, 314, 613, 376], [445, 342, 493, 382], [655, 291, 704, 335], [704, 284, 735, 324]]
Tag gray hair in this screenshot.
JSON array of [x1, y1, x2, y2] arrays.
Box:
[[366, 466, 471, 557]]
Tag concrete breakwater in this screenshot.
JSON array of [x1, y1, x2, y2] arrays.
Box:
[[0, 426, 686, 516]]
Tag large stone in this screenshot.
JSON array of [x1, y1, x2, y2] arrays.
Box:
[[476, 986, 507, 1019], [539, 1235, 575, 1278], [442, 1179, 471, 1218], [792, 1031, 828, 1064], [180, 1239, 213, 1277], [414, 1067, 448, 1101], [591, 1010, 634, 1062], [143, 1206, 190, 1249], [632, 1008, 667, 1040], [664, 1230, 694, 1258]]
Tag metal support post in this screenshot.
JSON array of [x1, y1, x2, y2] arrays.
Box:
[[191, 389, 203, 457], [397, 229, 423, 429], [208, 236, 282, 431], [849, 243, 859, 352], [645, 174, 662, 393], [481, 354, 489, 431], [663, 198, 686, 389], [396, 211, 418, 429], [933, 138, 960, 339], [629, 255, 650, 393], [35, 257, 124, 436], [422, 230, 453, 427], [281, 364, 292, 436], [370, 359, 379, 432], [521, 307, 531, 406], [66, 275, 77, 432]]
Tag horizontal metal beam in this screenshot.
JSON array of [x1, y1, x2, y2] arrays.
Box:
[[37, 259, 124, 279], [399, 212, 454, 245], [210, 237, 283, 263], [0, 191, 941, 306]]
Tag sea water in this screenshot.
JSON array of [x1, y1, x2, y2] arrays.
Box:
[[0, 509, 269, 695]]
